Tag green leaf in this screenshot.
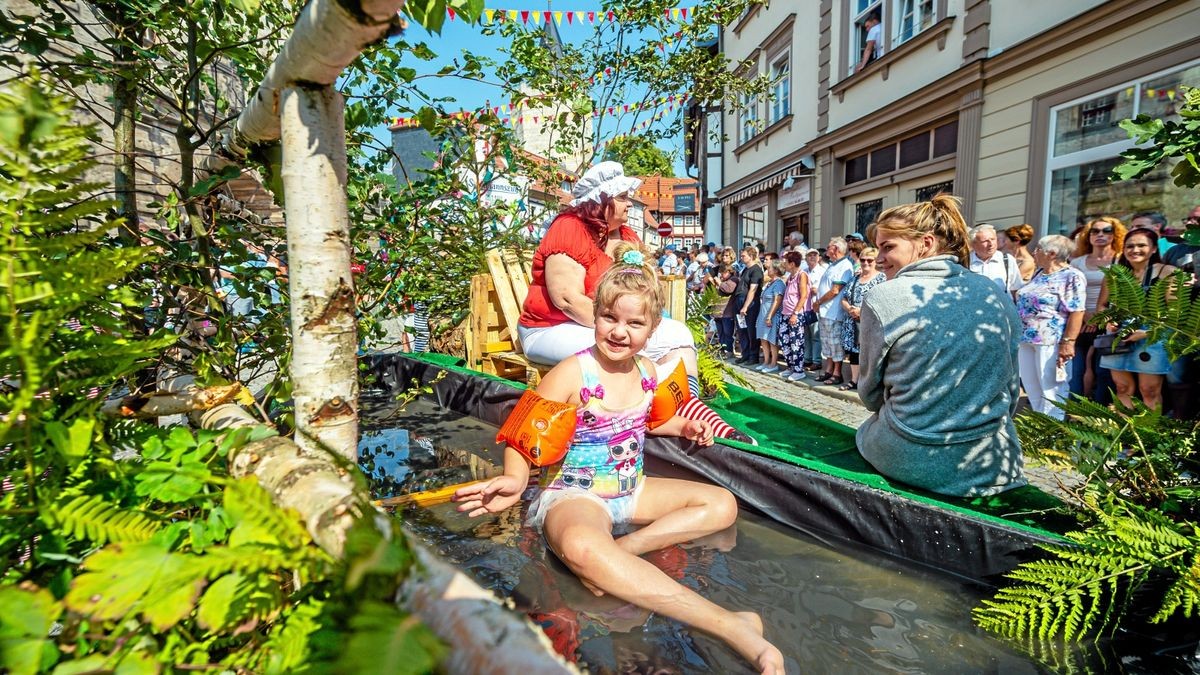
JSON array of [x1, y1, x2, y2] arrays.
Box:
[[341, 601, 444, 675], [0, 586, 62, 675], [43, 494, 160, 545], [43, 418, 94, 470], [64, 541, 204, 631]]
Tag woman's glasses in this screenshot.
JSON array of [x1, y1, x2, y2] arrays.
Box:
[[1090, 227, 1115, 235], [860, 258, 876, 263]]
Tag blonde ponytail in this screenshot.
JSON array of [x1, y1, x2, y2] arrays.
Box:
[[867, 194, 971, 267]]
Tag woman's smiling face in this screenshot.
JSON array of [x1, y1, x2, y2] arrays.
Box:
[[1122, 232, 1155, 265]]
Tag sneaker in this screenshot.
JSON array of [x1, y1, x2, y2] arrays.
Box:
[[761, 365, 781, 374], [785, 371, 807, 382]]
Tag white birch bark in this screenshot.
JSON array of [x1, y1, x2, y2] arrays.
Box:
[[279, 85, 358, 459]]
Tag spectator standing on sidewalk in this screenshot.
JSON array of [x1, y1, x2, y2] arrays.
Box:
[[1001, 224, 1038, 283], [1068, 217, 1124, 401], [755, 260, 787, 373], [734, 247, 764, 365], [838, 247, 885, 391], [969, 224, 1023, 296], [778, 252, 811, 382], [802, 249, 826, 371], [813, 238, 854, 386]]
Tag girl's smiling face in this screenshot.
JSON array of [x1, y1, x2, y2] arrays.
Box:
[[594, 293, 655, 362], [1122, 232, 1155, 266], [874, 229, 935, 279]]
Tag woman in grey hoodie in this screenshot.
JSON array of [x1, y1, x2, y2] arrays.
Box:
[[856, 196, 1027, 498]]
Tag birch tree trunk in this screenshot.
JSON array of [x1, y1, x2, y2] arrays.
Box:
[[279, 86, 358, 459]]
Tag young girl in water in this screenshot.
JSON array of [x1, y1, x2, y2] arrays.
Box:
[[454, 243, 785, 675]]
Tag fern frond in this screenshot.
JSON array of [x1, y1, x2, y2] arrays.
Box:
[[42, 494, 160, 545]]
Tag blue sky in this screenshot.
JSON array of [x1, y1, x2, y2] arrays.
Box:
[[370, 3, 695, 174]]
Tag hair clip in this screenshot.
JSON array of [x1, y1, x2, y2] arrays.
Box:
[[621, 250, 645, 266]]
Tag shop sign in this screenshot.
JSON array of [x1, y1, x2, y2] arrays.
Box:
[[777, 178, 811, 210]]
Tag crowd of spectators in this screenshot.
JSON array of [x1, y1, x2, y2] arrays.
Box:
[[664, 202, 1199, 421]]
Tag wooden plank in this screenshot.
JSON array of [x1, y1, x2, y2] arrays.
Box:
[[485, 250, 523, 350], [468, 274, 491, 368], [485, 340, 514, 352], [503, 250, 531, 307]]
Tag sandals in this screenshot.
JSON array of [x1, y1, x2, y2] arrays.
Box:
[[837, 380, 858, 391], [819, 376, 844, 387]]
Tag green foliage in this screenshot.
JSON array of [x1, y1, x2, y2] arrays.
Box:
[[0, 80, 442, 674], [1113, 85, 1200, 245], [603, 135, 675, 177], [1092, 265, 1200, 360], [685, 285, 745, 398], [974, 500, 1200, 644]]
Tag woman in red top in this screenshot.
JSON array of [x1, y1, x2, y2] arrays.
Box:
[[518, 162, 753, 444]]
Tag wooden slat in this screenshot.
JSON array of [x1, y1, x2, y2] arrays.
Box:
[[502, 250, 531, 304], [468, 274, 491, 367], [485, 250, 523, 350]]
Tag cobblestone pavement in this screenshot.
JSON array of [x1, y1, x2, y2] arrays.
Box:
[[724, 360, 1079, 500]]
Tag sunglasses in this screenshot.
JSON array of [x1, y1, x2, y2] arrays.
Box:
[[860, 258, 876, 263], [1090, 227, 1115, 235]]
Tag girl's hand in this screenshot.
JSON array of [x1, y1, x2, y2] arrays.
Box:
[[682, 419, 714, 447], [1106, 322, 1118, 334], [452, 475, 525, 517]]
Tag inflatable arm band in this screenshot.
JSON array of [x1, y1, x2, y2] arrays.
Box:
[[647, 361, 691, 430], [495, 389, 577, 467]]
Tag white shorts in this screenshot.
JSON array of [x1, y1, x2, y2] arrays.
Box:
[[518, 318, 694, 366], [525, 483, 645, 531]]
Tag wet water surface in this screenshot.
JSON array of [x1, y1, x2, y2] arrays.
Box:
[[361, 397, 1196, 674]]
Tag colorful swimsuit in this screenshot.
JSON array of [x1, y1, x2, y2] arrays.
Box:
[[526, 347, 656, 530]]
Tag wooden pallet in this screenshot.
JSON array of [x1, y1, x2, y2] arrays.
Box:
[[466, 249, 687, 386]]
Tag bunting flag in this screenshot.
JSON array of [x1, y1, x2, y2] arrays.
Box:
[[448, 5, 696, 25], [388, 93, 690, 129]]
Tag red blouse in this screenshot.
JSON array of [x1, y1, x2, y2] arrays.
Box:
[[519, 214, 641, 328]]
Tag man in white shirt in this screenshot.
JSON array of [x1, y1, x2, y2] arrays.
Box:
[[855, 11, 882, 74], [660, 246, 682, 276], [802, 249, 826, 370], [685, 252, 709, 292], [813, 238, 854, 384], [969, 224, 1023, 295]]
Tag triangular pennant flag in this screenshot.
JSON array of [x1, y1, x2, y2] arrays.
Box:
[[607, 10, 615, 22], [673, 8, 681, 20], [544, 11, 552, 24], [554, 11, 563, 25], [566, 11, 573, 24], [587, 11, 595, 23], [447, 7, 455, 20], [605, 67, 612, 76], [681, 7, 688, 20], [485, 9, 495, 22], [608, 107, 614, 114], [663, 8, 671, 19], [520, 10, 529, 23], [508, 9, 518, 21], [577, 11, 586, 23]]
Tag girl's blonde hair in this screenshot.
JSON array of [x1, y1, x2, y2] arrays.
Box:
[[866, 194, 971, 267], [1074, 216, 1126, 257], [595, 242, 664, 323]]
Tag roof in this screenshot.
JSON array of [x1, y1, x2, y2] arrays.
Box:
[[631, 175, 701, 215]]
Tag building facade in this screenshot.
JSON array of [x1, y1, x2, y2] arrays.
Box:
[[711, 0, 1200, 249], [635, 176, 704, 250]]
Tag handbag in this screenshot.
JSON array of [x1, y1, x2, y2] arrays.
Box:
[[800, 309, 819, 326], [1093, 333, 1132, 357]]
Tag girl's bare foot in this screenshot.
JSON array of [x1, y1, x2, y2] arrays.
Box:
[[729, 612, 785, 675]]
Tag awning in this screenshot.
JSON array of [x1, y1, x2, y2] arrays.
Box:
[[718, 163, 812, 206]]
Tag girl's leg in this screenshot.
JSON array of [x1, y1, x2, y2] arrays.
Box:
[[1110, 369, 1137, 409], [615, 477, 737, 556], [1137, 373, 1165, 411], [543, 499, 784, 675]]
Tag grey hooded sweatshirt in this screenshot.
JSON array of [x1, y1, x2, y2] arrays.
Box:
[[856, 255, 1026, 497]]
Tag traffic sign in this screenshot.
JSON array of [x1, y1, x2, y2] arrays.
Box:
[[657, 221, 673, 238]]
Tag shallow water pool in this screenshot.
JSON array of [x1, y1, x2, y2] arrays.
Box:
[[361, 397, 1196, 674]]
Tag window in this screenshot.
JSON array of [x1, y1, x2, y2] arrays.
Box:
[[739, 91, 760, 145], [850, 0, 883, 73], [844, 120, 958, 185], [893, 0, 936, 46], [770, 53, 791, 123], [855, 199, 883, 235], [915, 180, 954, 202], [739, 205, 766, 246], [1045, 59, 1200, 234]]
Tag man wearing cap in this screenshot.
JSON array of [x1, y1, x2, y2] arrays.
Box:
[[661, 245, 683, 276], [517, 161, 755, 444]]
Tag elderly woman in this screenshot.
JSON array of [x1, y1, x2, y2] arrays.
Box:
[[517, 161, 752, 444], [1014, 235, 1086, 420], [1068, 217, 1125, 400], [837, 246, 885, 391], [1096, 228, 1179, 412], [858, 195, 1026, 497]]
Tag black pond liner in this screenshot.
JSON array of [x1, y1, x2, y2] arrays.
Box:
[[363, 351, 1071, 587]]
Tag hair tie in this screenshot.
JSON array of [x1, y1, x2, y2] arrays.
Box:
[[617, 268, 644, 275], [621, 250, 645, 266]]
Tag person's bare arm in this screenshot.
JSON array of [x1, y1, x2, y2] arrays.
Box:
[[544, 253, 596, 327], [857, 39, 876, 73]]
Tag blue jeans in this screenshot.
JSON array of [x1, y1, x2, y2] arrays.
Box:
[[716, 316, 736, 355], [803, 320, 821, 365]]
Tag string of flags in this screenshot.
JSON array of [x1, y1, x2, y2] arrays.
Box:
[[390, 93, 689, 129], [445, 6, 697, 26]]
